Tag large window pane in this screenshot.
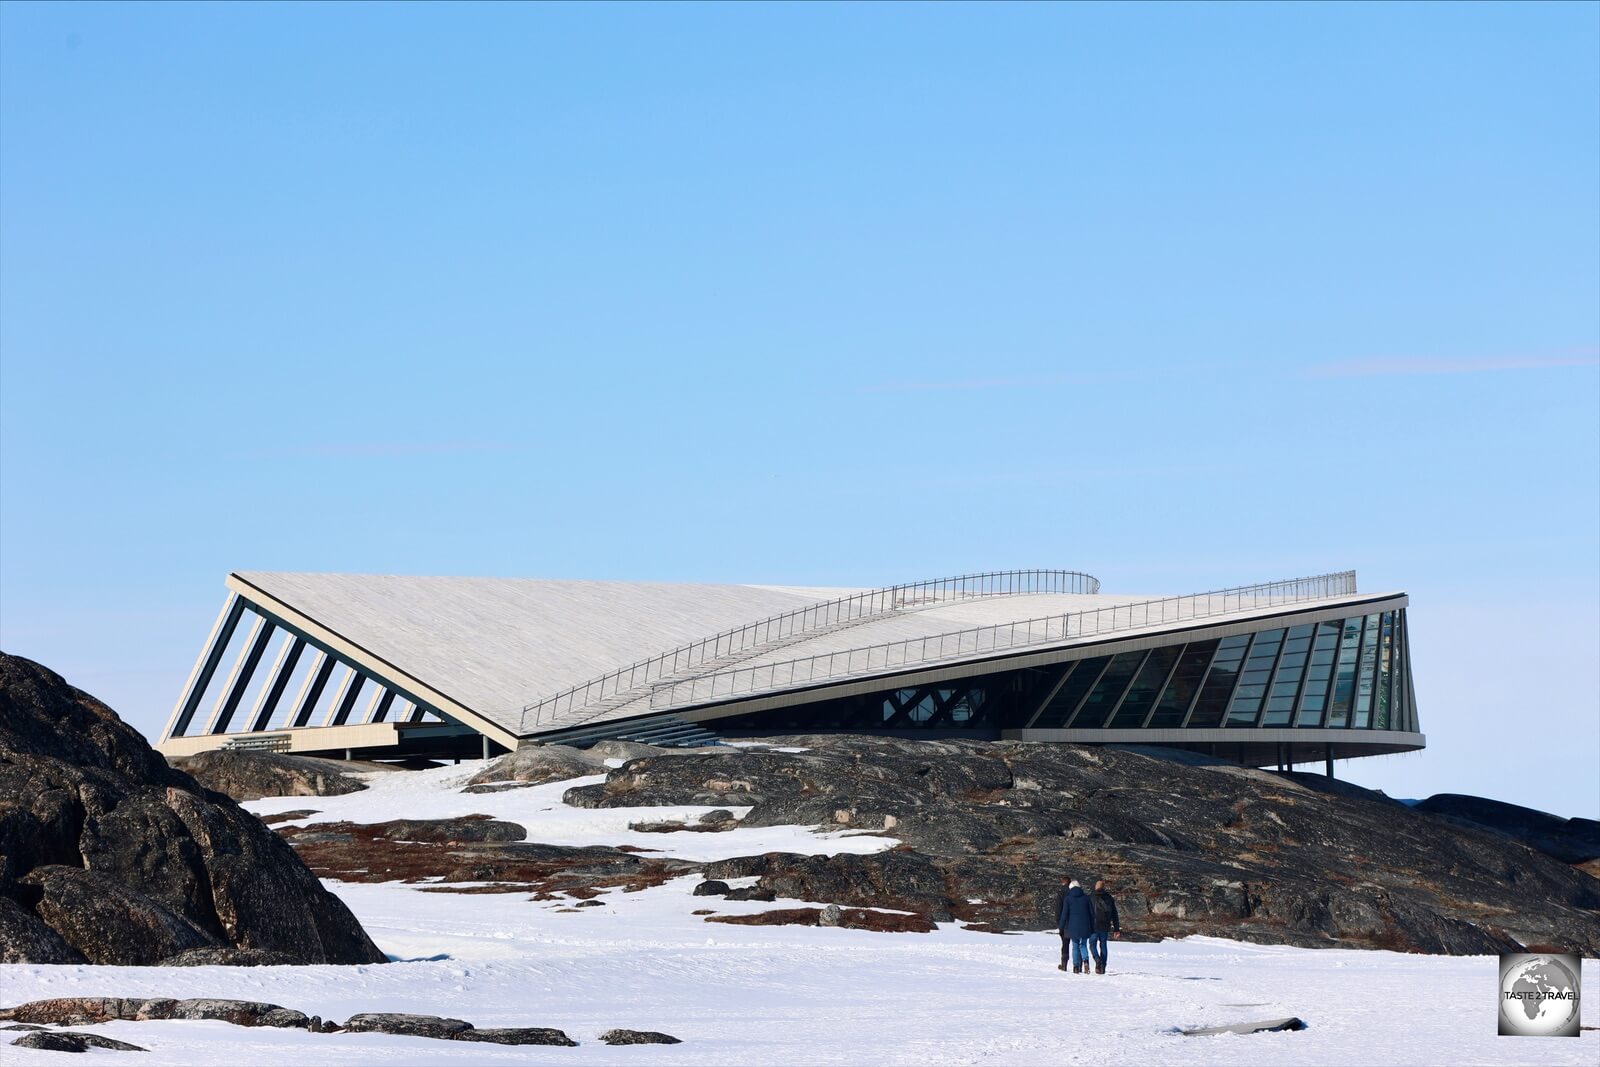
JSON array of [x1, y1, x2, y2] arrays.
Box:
[[1227, 628, 1284, 725], [1374, 612, 1395, 730], [1327, 616, 1364, 727], [1295, 620, 1342, 726], [1261, 625, 1312, 726], [1109, 645, 1182, 727], [1032, 657, 1108, 728], [1188, 633, 1252, 727], [1067, 651, 1149, 727], [1146, 640, 1217, 728], [1352, 613, 1380, 728]]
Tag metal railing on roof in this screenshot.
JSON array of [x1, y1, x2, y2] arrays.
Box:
[[517, 569, 1099, 729], [645, 570, 1358, 712]]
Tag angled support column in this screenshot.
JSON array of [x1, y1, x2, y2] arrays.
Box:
[[165, 595, 245, 739], [291, 651, 335, 727], [369, 690, 397, 723], [249, 636, 306, 732], [206, 614, 275, 734], [328, 668, 367, 726]]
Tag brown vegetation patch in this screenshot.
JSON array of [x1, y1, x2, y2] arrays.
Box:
[[274, 821, 698, 899]]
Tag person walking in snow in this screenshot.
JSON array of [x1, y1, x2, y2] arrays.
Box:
[[1058, 879, 1095, 975], [1088, 878, 1121, 974], [1053, 875, 1073, 971]]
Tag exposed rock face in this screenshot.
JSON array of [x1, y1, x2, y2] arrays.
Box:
[[343, 1014, 577, 1045], [166, 750, 369, 802], [344, 1012, 472, 1039], [600, 1028, 682, 1045], [1413, 794, 1600, 865], [467, 745, 605, 788], [11, 1030, 148, 1052], [705, 906, 935, 933], [0, 997, 310, 1029], [565, 734, 1600, 954], [0, 652, 388, 966]]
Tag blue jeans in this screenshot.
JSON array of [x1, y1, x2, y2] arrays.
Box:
[[1089, 932, 1109, 969], [1068, 937, 1090, 971]]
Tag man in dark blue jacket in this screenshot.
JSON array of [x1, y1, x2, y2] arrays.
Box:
[[1058, 880, 1095, 974], [1089, 878, 1121, 974]]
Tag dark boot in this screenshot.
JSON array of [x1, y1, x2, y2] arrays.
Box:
[[1095, 965, 1106, 974]]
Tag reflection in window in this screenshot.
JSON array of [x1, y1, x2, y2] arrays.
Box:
[[1067, 651, 1149, 727], [1327, 616, 1364, 727], [1032, 657, 1106, 728], [1188, 633, 1252, 727], [1146, 640, 1218, 728], [1262, 623, 1313, 726], [1295, 620, 1341, 727], [1227, 628, 1285, 726], [1352, 613, 1380, 728], [1109, 645, 1182, 727], [1374, 612, 1395, 729]]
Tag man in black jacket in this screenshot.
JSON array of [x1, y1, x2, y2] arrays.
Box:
[[1088, 879, 1121, 974]]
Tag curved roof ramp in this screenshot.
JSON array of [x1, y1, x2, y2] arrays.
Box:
[[544, 572, 1356, 729], [516, 569, 1100, 730]]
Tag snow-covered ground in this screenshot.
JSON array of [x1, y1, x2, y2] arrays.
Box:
[[4, 761, 1594, 1065]]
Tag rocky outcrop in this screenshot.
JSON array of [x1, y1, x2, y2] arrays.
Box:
[[167, 751, 371, 802], [565, 734, 1600, 954], [1413, 794, 1600, 865], [0, 999, 581, 1046], [11, 1030, 148, 1052], [343, 1014, 577, 1045], [0, 652, 388, 966], [705, 906, 935, 933], [467, 745, 605, 788], [0, 997, 311, 1028], [600, 1029, 682, 1045]]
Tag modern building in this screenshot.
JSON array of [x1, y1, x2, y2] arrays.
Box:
[[155, 568, 1422, 772]]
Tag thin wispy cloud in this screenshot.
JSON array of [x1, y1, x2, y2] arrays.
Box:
[[249, 441, 527, 460], [859, 372, 1137, 394], [1305, 350, 1599, 378]]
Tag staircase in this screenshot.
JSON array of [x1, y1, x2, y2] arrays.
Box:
[[538, 716, 722, 750]]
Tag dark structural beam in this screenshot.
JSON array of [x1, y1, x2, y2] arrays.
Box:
[[167, 595, 245, 738], [209, 615, 276, 734]]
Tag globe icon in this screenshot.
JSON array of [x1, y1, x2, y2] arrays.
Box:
[[1499, 955, 1581, 1037]]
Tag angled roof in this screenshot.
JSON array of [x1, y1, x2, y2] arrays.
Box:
[[221, 569, 1392, 740]]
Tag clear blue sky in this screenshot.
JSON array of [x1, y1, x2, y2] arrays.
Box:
[[3, 3, 1596, 816]]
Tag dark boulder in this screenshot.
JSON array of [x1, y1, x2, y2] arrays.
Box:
[[0, 997, 309, 1029], [692, 880, 730, 896], [371, 816, 527, 844], [166, 750, 369, 802], [24, 866, 213, 965], [467, 745, 603, 788], [0, 652, 388, 965], [0, 895, 84, 964], [156, 947, 300, 967], [343, 1013, 473, 1038], [600, 1029, 681, 1045], [11, 1030, 148, 1052], [456, 1027, 578, 1045]]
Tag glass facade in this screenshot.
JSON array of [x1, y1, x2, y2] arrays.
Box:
[[711, 608, 1418, 739]]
